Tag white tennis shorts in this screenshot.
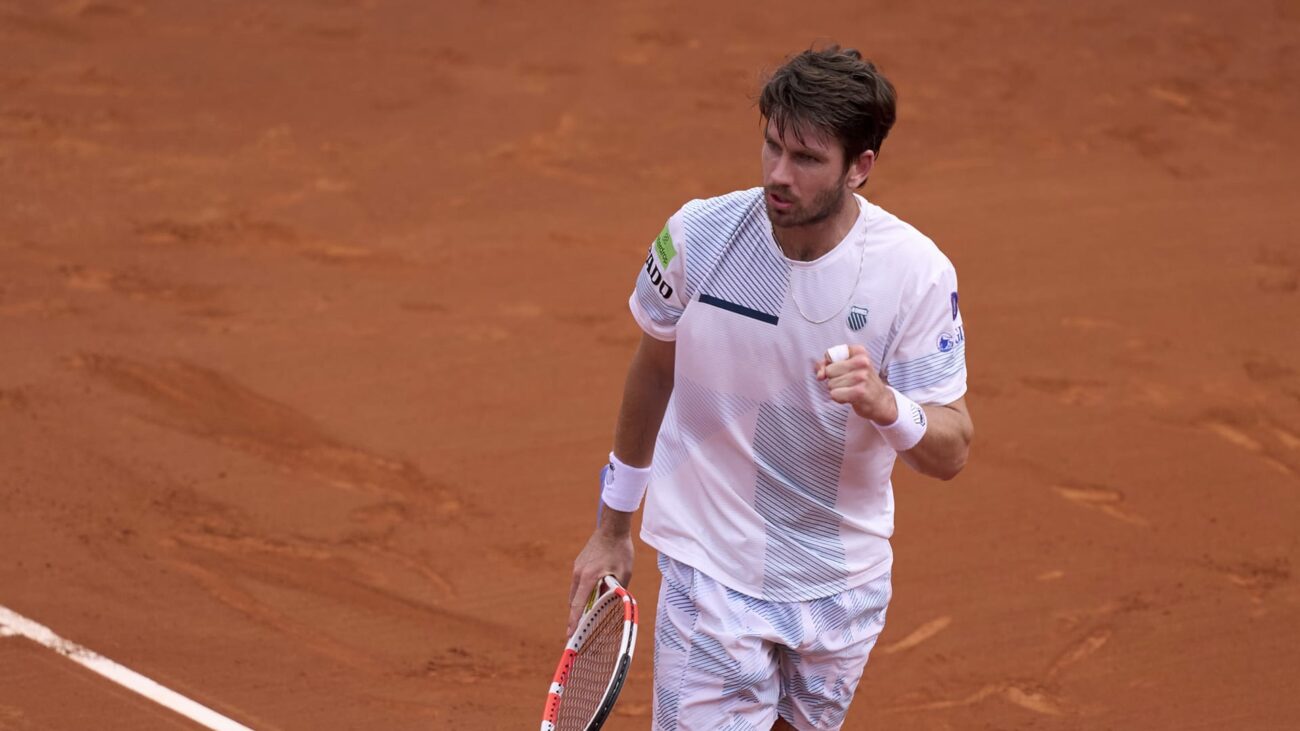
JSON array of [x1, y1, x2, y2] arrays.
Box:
[[651, 553, 892, 731]]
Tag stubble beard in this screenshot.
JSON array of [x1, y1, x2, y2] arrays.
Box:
[[764, 180, 849, 229]]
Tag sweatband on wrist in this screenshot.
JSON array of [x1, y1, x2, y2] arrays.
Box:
[[876, 388, 928, 452], [600, 452, 652, 512]]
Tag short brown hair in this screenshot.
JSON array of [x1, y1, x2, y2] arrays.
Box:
[[759, 46, 898, 168]]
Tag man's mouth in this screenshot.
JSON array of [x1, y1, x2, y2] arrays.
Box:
[[767, 189, 793, 211]]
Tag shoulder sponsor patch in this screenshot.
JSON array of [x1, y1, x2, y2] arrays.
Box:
[[937, 325, 966, 353], [644, 251, 674, 299], [950, 291, 959, 320], [653, 225, 677, 268]]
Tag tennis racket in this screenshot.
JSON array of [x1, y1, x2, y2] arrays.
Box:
[[540, 575, 638, 731]]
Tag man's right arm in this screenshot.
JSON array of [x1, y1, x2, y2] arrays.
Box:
[[565, 332, 675, 635], [611, 332, 676, 467]]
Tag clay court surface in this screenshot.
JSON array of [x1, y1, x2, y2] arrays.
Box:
[[2, 1, 1298, 728]]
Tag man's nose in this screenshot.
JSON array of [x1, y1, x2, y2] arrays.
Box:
[[768, 154, 794, 186]]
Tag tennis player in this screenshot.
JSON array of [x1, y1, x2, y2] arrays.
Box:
[[567, 46, 973, 730]]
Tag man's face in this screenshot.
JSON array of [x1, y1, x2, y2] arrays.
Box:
[[761, 118, 851, 228]]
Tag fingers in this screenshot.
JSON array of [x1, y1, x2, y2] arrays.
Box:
[[820, 346, 872, 378], [814, 346, 870, 381], [567, 566, 580, 606], [566, 532, 634, 636], [826, 344, 851, 364], [566, 572, 596, 637], [826, 367, 878, 392], [828, 386, 861, 406], [825, 365, 880, 394]]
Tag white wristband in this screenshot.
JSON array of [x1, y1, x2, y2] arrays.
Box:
[[876, 388, 928, 452], [600, 452, 652, 512]]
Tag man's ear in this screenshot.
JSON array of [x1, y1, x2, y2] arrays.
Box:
[[848, 149, 877, 188]]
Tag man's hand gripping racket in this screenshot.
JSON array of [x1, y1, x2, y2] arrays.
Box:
[[541, 467, 639, 731]]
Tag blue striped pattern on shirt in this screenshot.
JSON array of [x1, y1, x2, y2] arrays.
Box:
[[887, 340, 966, 395]]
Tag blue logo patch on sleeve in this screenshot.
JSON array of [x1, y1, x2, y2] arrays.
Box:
[[937, 326, 965, 353], [950, 291, 959, 320]]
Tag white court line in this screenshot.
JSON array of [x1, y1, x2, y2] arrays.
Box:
[[0, 604, 255, 731]]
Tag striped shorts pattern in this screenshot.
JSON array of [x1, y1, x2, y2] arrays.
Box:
[[652, 554, 891, 731]]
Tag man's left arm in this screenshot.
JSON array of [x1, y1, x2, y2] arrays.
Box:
[[898, 397, 972, 480], [816, 349, 973, 480]]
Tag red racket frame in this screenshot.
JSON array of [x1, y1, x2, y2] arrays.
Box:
[[540, 576, 638, 731]]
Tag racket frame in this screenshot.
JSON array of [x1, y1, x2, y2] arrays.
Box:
[[541, 575, 638, 731]]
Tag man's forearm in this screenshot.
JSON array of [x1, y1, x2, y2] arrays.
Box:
[[612, 335, 676, 469], [896, 400, 973, 480], [599, 336, 675, 535]]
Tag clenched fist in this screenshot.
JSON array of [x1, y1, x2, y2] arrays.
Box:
[[814, 344, 899, 425]]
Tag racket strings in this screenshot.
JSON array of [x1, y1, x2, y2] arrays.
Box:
[[556, 600, 626, 730]]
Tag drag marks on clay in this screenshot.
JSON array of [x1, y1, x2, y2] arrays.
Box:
[[134, 213, 383, 266], [556, 311, 637, 347], [1243, 356, 1296, 384], [1045, 628, 1112, 681], [72, 354, 459, 508], [1019, 376, 1109, 406], [887, 591, 1156, 719], [1002, 685, 1067, 716], [162, 521, 502, 678], [136, 215, 294, 247], [0, 704, 31, 731], [1059, 315, 1122, 332], [1201, 556, 1291, 607], [155, 485, 457, 607], [493, 539, 551, 572], [884, 626, 1115, 717], [1275, 427, 1300, 451], [1202, 419, 1263, 451], [418, 645, 534, 685], [8, 64, 125, 100], [1102, 124, 1196, 179], [879, 616, 951, 655], [60, 264, 218, 305], [166, 558, 391, 674], [1052, 483, 1149, 526], [1254, 248, 1299, 293], [1052, 592, 1155, 636], [347, 503, 456, 596], [0, 288, 80, 319], [488, 112, 654, 187], [886, 682, 1067, 716], [0, 105, 108, 160], [1198, 411, 1299, 478]]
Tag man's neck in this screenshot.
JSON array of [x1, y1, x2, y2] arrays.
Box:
[[772, 194, 861, 262]]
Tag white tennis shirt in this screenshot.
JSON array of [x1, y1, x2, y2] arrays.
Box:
[[629, 188, 967, 602]]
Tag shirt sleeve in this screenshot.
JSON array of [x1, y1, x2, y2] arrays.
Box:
[[882, 261, 967, 405], [628, 213, 689, 341]]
